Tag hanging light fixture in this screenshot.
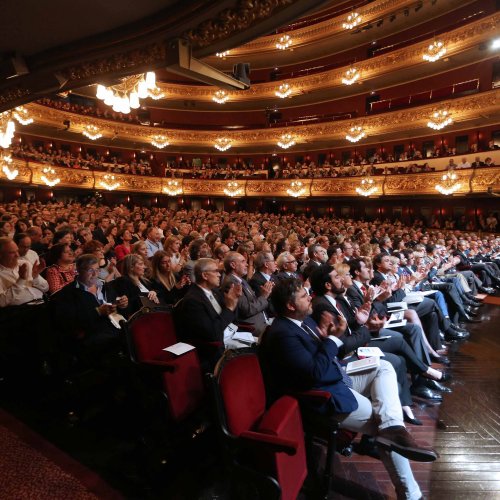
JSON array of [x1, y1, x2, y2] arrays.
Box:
[[41, 167, 60, 187], [341, 67, 360, 85], [287, 180, 306, 198], [163, 179, 183, 196], [0, 106, 34, 148], [214, 137, 232, 151], [275, 83, 292, 98], [346, 126, 366, 143], [1, 152, 17, 180], [423, 40, 446, 62], [82, 124, 103, 140], [356, 176, 378, 197], [96, 72, 160, 114], [151, 135, 169, 149], [427, 110, 453, 130], [343, 12, 362, 30], [212, 89, 229, 104], [223, 180, 243, 197], [100, 174, 120, 191], [277, 134, 296, 149], [216, 51, 230, 58], [148, 86, 165, 100], [435, 170, 461, 195], [276, 34, 292, 50]]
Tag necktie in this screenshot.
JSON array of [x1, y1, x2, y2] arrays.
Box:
[[208, 293, 222, 315], [360, 284, 367, 294], [300, 322, 353, 389]]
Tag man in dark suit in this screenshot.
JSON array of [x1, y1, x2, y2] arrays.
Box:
[[92, 216, 110, 245], [222, 252, 271, 337], [248, 251, 277, 297], [301, 243, 328, 281], [174, 257, 241, 370], [259, 278, 437, 500], [454, 240, 499, 291], [275, 251, 300, 281]]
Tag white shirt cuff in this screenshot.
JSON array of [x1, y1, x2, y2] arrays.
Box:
[[327, 335, 344, 347]]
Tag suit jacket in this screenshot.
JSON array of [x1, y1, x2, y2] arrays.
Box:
[[371, 270, 405, 303], [301, 259, 321, 281], [248, 271, 269, 297], [311, 295, 371, 358], [452, 251, 472, 271], [274, 271, 299, 282], [222, 274, 268, 336], [346, 284, 387, 316], [92, 227, 108, 245], [259, 316, 358, 414]]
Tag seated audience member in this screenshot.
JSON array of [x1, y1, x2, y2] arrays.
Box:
[[15, 233, 40, 269], [109, 254, 159, 318], [114, 228, 133, 261], [259, 278, 437, 500], [163, 235, 185, 273], [150, 251, 190, 305], [27, 226, 48, 256], [301, 243, 328, 281], [183, 238, 212, 282], [145, 226, 163, 258], [222, 252, 271, 336], [50, 254, 128, 359], [82, 240, 121, 283], [174, 258, 241, 370], [275, 251, 300, 280], [45, 243, 77, 295], [248, 250, 278, 296]]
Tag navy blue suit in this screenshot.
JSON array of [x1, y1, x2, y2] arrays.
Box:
[[259, 315, 358, 414]]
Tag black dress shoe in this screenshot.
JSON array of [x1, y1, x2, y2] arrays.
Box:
[[403, 412, 423, 426], [356, 434, 380, 460], [450, 323, 469, 334], [411, 384, 443, 401], [430, 355, 451, 366], [421, 378, 453, 393], [480, 287, 496, 294], [464, 307, 479, 316], [445, 329, 470, 341], [460, 313, 482, 323]]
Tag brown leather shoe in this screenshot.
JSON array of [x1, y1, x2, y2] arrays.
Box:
[[375, 426, 439, 462]]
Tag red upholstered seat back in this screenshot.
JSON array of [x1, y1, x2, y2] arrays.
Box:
[[218, 354, 266, 436], [130, 311, 177, 361]]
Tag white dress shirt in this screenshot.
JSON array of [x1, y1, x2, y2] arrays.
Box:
[[0, 262, 49, 307]]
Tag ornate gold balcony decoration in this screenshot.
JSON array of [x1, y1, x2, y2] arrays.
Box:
[[163, 179, 183, 196], [216, 51, 230, 58], [223, 180, 243, 197], [212, 89, 229, 104], [355, 176, 377, 197], [346, 126, 366, 143], [276, 34, 292, 50], [151, 134, 169, 149], [214, 137, 232, 151], [277, 133, 296, 149], [287, 180, 307, 198], [423, 40, 446, 62], [41, 167, 60, 187], [275, 83, 292, 99], [100, 174, 120, 191], [342, 12, 362, 30], [148, 86, 165, 100], [435, 170, 461, 195], [96, 72, 159, 114], [0, 106, 34, 148], [82, 124, 103, 140], [341, 67, 360, 86], [1, 152, 17, 180], [427, 110, 452, 130]]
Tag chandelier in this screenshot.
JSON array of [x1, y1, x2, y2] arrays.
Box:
[[224, 180, 243, 197], [1, 153, 17, 180], [148, 86, 165, 100], [277, 134, 296, 149], [275, 83, 292, 98], [341, 67, 360, 85], [356, 176, 377, 197], [96, 72, 160, 114], [276, 34, 292, 50], [151, 135, 169, 149], [343, 12, 362, 30], [100, 174, 120, 191], [346, 126, 366, 143], [427, 110, 453, 130], [435, 170, 461, 195], [41, 167, 61, 187], [212, 89, 229, 104], [0, 106, 34, 148], [214, 137, 232, 151], [423, 40, 446, 62], [163, 179, 183, 196], [216, 51, 230, 58], [287, 180, 306, 198], [82, 124, 103, 140]]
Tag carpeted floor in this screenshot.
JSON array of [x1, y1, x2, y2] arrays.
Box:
[[0, 409, 121, 500]]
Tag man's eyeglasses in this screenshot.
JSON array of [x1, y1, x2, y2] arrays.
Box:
[[83, 268, 99, 275]]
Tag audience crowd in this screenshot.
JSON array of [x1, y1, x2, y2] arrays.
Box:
[[0, 199, 499, 499]]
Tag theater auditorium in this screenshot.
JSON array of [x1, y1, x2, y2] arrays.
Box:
[[0, 1, 499, 498]]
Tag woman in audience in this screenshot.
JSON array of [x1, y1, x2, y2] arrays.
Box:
[[45, 243, 77, 294], [110, 254, 160, 318], [163, 235, 185, 273], [114, 228, 133, 261], [81, 240, 121, 283], [150, 251, 190, 304]]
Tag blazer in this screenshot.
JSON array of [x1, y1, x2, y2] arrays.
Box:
[[248, 271, 269, 297], [274, 271, 299, 282], [301, 259, 321, 281], [259, 315, 358, 414], [346, 284, 387, 316], [371, 270, 405, 303], [222, 274, 268, 336]]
